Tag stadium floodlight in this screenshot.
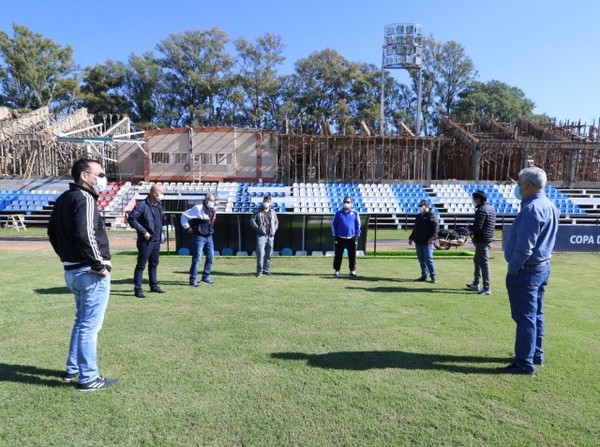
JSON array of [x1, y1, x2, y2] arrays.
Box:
[[379, 23, 424, 136]]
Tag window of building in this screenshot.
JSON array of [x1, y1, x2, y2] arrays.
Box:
[[151, 152, 170, 164]]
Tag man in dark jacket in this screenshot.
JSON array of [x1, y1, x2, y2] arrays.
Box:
[[181, 193, 217, 287], [409, 199, 439, 283], [249, 196, 279, 277], [466, 190, 497, 295], [48, 158, 117, 392], [128, 184, 165, 298]]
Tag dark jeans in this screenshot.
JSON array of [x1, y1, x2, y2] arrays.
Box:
[[333, 236, 357, 271], [190, 234, 214, 282], [473, 241, 491, 289], [506, 263, 551, 372], [134, 239, 160, 291]]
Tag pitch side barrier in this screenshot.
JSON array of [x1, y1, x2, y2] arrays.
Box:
[[502, 224, 600, 252], [168, 213, 370, 256]]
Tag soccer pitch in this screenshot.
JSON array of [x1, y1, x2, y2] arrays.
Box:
[[1, 246, 598, 446]]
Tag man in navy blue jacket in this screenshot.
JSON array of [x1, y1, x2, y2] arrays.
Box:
[[331, 196, 361, 277], [128, 184, 165, 298]]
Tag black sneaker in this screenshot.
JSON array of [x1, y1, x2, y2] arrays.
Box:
[[498, 363, 535, 376], [134, 290, 146, 299], [76, 376, 118, 392], [63, 372, 78, 383], [415, 276, 428, 282], [150, 286, 164, 293]]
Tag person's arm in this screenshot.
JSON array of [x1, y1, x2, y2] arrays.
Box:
[[331, 213, 338, 237], [354, 212, 361, 238], [249, 210, 260, 233], [73, 193, 106, 274], [272, 211, 279, 235], [128, 202, 149, 238], [507, 211, 540, 274], [181, 205, 199, 230]]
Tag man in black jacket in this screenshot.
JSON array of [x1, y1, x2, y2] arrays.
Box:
[[408, 199, 439, 283], [466, 190, 497, 295], [128, 184, 165, 298], [48, 158, 117, 392]]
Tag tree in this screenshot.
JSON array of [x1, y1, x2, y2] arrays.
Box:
[[234, 33, 286, 129], [454, 80, 535, 121], [408, 36, 477, 134], [0, 24, 77, 110], [155, 28, 234, 127], [124, 52, 162, 124], [80, 60, 130, 117]]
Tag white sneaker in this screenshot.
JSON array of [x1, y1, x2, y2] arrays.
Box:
[[334, 270, 340, 277], [477, 288, 491, 295], [350, 270, 357, 277]]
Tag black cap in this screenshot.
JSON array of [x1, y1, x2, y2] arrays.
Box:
[[418, 199, 430, 207]]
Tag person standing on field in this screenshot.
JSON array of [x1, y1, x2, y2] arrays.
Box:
[[331, 196, 361, 277], [466, 190, 497, 295], [500, 166, 558, 376], [408, 199, 439, 283], [249, 195, 279, 277], [48, 158, 117, 392]]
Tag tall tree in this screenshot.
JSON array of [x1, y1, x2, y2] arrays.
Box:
[[409, 36, 477, 134], [0, 24, 77, 110], [124, 52, 162, 125], [155, 28, 234, 127], [454, 79, 535, 121], [80, 60, 130, 117], [234, 33, 286, 129]]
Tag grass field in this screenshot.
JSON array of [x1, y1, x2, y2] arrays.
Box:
[[1, 242, 599, 446]]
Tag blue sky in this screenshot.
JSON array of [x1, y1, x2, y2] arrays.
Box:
[[2, 0, 599, 124]]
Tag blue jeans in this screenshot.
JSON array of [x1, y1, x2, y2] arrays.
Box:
[[473, 242, 491, 289], [415, 243, 435, 279], [256, 235, 274, 273], [190, 235, 214, 282], [64, 267, 111, 384], [134, 239, 160, 291], [506, 263, 550, 372]]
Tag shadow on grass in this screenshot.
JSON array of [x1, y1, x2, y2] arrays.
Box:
[[345, 285, 470, 295], [271, 351, 512, 374], [0, 363, 68, 387], [33, 287, 71, 295]]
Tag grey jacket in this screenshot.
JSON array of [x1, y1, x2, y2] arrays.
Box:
[[250, 206, 279, 237]]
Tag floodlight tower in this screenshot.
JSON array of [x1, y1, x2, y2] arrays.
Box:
[[379, 23, 424, 136]]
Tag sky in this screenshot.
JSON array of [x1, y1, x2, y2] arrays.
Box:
[[1, 0, 599, 124]]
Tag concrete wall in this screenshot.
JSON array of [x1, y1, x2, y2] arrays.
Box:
[[118, 127, 278, 182]]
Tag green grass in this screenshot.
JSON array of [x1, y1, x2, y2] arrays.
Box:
[[1, 246, 599, 446]]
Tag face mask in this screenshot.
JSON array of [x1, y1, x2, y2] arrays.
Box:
[[420, 206, 428, 213], [93, 175, 108, 193], [156, 194, 164, 202], [514, 185, 522, 201], [206, 200, 215, 209], [263, 202, 270, 209], [343, 203, 351, 210]]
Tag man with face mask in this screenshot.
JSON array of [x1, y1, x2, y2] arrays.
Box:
[[128, 184, 166, 298], [466, 190, 497, 295], [181, 193, 217, 287], [249, 196, 279, 277], [48, 158, 117, 392], [500, 166, 558, 376], [408, 199, 439, 283], [331, 196, 361, 277]]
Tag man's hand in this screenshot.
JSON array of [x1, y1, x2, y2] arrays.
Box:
[[408, 239, 413, 246], [143, 232, 151, 241], [186, 227, 194, 234], [97, 268, 109, 278]]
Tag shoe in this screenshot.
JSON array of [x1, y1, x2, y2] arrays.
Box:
[[466, 283, 479, 291], [498, 363, 535, 376], [189, 281, 199, 287], [76, 376, 118, 392], [350, 270, 357, 277], [256, 272, 263, 278], [415, 276, 428, 282], [201, 278, 214, 285], [534, 359, 544, 366], [430, 277, 437, 284], [334, 271, 340, 277], [63, 372, 78, 383], [134, 290, 146, 299], [477, 288, 491, 295], [263, 271, 270, 275], [150, 286, 164, 293]]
